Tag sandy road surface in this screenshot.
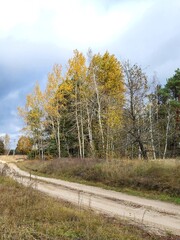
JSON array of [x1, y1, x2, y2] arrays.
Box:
[[0, 158, 180, 236]]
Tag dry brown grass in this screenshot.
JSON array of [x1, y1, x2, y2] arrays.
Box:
[[1, 174, 172, 240], [0, 155, 27, 162], [18, 158, 180, 204]]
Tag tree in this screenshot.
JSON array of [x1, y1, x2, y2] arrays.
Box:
[[18, 50, 126, 159], [18, 82, 45, 159], [88, 51, 124, 158], [158, 68, 180, 157], [66, 50, 87, 158], [3, 134, 10, 155], [166, 68, 180, 102], [166, 69, 180, 156], [44, 64, 64, 159], [0, 139, 5, 155], [16, 136, 32, 155], [123, 61, 148, 160]]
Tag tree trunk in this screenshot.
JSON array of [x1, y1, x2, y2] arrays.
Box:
[[51, 117, 58, 147], [75, 84, 82, 158], [41, 136, 44, 160], [93, 73, 105, 151], [86, 103, 95, 157], [138, 138, 148, 160], [57, 119, 61, 159], [163, 105, 171, 159], [149, 104, 156, 159], [80, 107, 85, 158]]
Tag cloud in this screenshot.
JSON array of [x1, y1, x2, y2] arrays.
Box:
[[114, 0, 180, 82], [0, 38, 70, 148], [0, 0, 179, 147], [0, 0, 152, 50]]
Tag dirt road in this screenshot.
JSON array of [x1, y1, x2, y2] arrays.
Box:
[[0, 159, 180, 236]]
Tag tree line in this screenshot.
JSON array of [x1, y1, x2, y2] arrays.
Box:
[[18, 50, 180, 160], [0, 134, 11, 155]]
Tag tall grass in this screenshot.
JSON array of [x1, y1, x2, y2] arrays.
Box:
[[19, 158, 180, 203], [0, 174, 168, 240]]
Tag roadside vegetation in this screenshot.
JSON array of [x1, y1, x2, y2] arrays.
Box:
[[18, 158, 180, 204], [0, 174, 174, 240]]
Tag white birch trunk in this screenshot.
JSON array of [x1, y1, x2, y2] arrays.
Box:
[[86, 103, 95, 156], [57, 119, 61, 159], [93, 72, 105, 150], [75, 84, 82, 158], [80, 107, 85, 158]]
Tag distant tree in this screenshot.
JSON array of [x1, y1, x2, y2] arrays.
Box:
[[0, 139, 5, 155], [16, 136, 33, 155], [166, 68, 180, 102], [3, 134, 10, 155], [18, 82, 45, 159], [165, 69, 180, 132]]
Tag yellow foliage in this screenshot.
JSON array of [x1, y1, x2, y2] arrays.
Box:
[[16, 136, 32, 154], [67, 49, 87, 81], [90, 51, 124, 96]]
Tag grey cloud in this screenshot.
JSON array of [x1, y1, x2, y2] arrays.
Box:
[[111, 0, 180, 83], [0, 0, 180, 147], [0, 37, 68, 142], [0, 37, 69, 96]]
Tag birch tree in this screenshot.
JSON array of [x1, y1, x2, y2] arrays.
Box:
[[66, 50, 87, 158], [18, 82, 45, 159], [44, 64, 63, 159], [89, 52, 124, 158]]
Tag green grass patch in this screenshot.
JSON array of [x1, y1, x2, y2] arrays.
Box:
[[0, 175, 172, 240]]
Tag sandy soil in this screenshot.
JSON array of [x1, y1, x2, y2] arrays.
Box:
[[0, 157, 180, 236]]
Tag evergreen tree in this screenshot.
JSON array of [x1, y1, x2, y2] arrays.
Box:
[[0, 139, 5, 155]]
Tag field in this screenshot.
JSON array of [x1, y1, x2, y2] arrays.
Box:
[[18, 158, 180, 204]]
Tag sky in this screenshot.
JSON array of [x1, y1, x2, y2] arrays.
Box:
[[0, 0, 180, 148]]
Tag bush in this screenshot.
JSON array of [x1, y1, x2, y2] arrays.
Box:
[[27, 150, 36, 159]]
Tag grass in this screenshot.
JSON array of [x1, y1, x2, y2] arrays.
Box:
[[0, 174, 174, 240], [17, 158, 180, 204]]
